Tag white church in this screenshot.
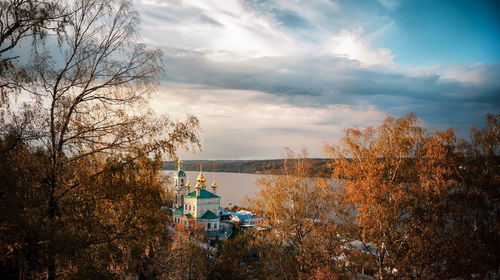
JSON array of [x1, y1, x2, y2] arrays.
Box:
[[172, 160, 220, 233]]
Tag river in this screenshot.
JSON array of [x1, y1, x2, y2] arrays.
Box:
[[161, 170, 264, 207]]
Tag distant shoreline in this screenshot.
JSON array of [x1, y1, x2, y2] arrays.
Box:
[[162, 159, 331, 176]]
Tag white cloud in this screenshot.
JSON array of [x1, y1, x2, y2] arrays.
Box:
[[132, 0, 498, 159], [323, 27, 394, 66], [135, 0, 299, 58], [441, 64, 496, 84], [150, 82, 386, 159]]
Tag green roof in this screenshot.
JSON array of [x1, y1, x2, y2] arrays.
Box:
[[199, 210, 219, 220], [173, 206, 183, 216], [184, 213, 192, 218], [185, 189, 220, 199], [176, 170, 186, 177]]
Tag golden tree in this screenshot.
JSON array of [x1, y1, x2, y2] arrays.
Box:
[[447, 113, 500, 276], [248, 149, 345, 279], [0, 135, 48, 279], [156, 222, 213, 280], [326, 113, 499, 279], [327, 114, 458, 279]]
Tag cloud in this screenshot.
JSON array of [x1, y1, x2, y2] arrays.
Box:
[[160, 48, 493, 107], [441, 64, 500, 85], [150, 82, 386, 159], [132, 0, 499, 159], [154, 48, 499, 150], [150, 46, 500, 159], [323, 28, 394, 66], [135, 0, 299, 58]]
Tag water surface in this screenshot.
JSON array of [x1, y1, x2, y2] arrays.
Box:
[[161, 171, 263, 207]]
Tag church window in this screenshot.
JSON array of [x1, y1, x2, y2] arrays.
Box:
[[207, 223, 211, 229], [214, 223, 217, 229]]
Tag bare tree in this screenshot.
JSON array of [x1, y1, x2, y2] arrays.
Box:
[[0, 0, 200, 278], [0, 0, 69, 96]]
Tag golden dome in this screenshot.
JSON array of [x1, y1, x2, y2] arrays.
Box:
[[196, 165, 206, 188], [195, 181, 201, 190], [186, 181, 192, 189], [177, 159, 183, 167], [197, 172, 206, 182], [211, 180, 217, 189]]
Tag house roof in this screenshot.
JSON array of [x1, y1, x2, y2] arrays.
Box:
[[185, 188, 220, 199], [231, 213, 255, 220], [220, 211, 231, 216], [199, 210, 219, 220]]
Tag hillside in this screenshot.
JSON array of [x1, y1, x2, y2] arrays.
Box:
[[162, 159, 331, 176]]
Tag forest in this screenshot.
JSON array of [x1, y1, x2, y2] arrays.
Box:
[[0, 0, 498, 279], [162, 159, 330, 176]]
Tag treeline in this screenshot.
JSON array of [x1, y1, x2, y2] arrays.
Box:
[[163, 159, 330, 176]]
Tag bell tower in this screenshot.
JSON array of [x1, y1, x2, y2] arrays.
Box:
[[173, 159, 187, 208]]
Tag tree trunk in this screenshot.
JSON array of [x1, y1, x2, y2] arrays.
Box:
[[378, 266, 384, 280], [47, 255, 56, 280], [47, 171, 57, 280], [377, 251, 385, 280]]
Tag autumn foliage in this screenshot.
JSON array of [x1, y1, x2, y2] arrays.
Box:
[[247, 113, 499, 279], [0, 0, 200, 278], [248, 149, 347, 279], [326, 113, 499, 279]]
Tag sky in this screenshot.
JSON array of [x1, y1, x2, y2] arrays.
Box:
[[134, 0, 500, 160]]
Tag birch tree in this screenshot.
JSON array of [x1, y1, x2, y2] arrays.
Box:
[[0, 0, 200, 278], [0, 0, 70, 98], [248, 149, 345, 279], [326, 113, 499, 279]]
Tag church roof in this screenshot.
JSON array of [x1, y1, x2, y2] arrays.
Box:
[[184, 213, 192, 218], [199, 210, 219, 220], [185, 189, 220, 199], [176, 170, 186, 177], [173, 206, 184, 216]]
